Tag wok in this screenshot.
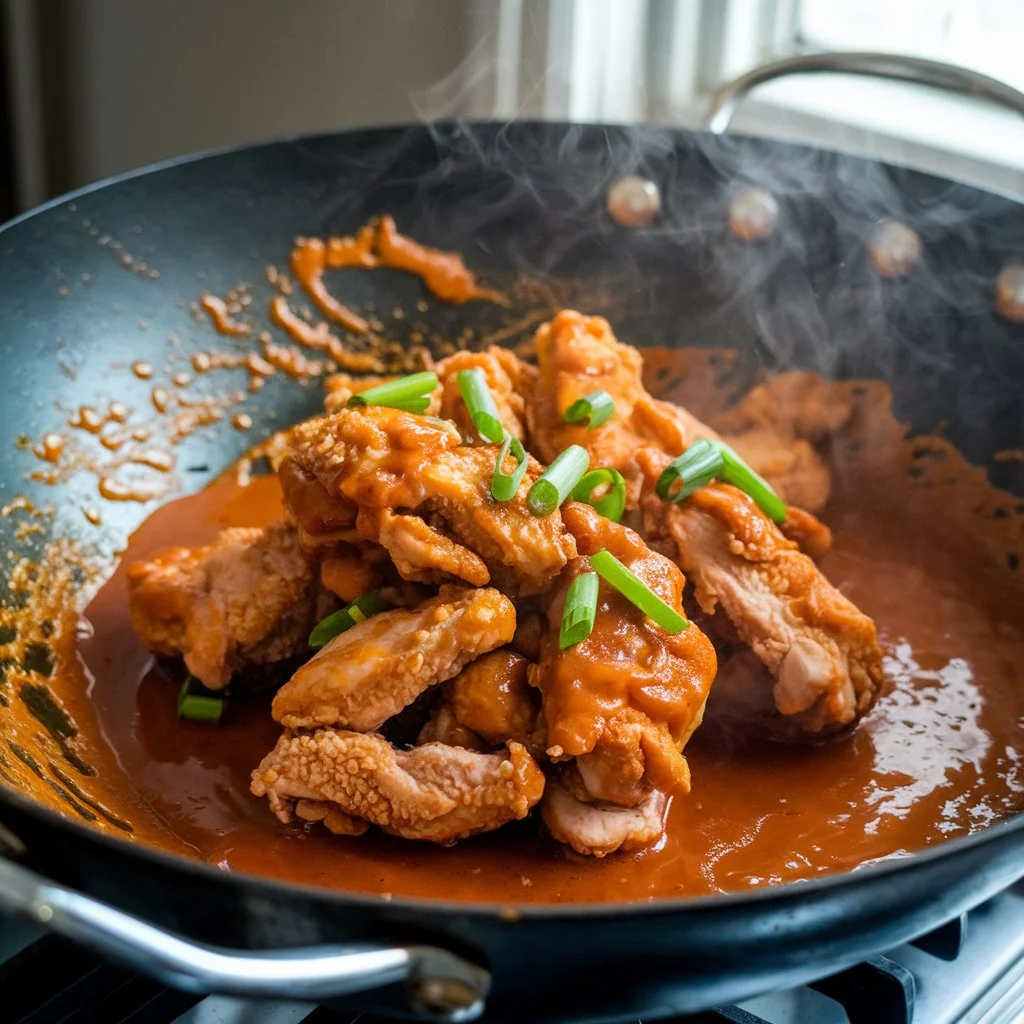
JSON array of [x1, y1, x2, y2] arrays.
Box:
[[1, 113, 1023, 1024]]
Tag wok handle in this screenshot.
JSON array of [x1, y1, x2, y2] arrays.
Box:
[[0, 856, 489, 1022], [705, 52, 1024, 134]]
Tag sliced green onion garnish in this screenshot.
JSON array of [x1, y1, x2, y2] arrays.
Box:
[[559, 571, 599, 649], [309, 590, 388, 648], [656, 438, 787, 523], [346, 372, 438, 410], [563, 390, 615, 429], [177, 675, 225, 723], [386, 396, 432, 414], [457, 368, 505, 443], [491, 432, 529, 501], [572, 467, 627, 523], [527, 445, 590, 517], [588, 549, 688, 634]]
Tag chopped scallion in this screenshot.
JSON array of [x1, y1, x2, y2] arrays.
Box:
[[346, 372, 438, 410], [177, 675, 225, 723], [588, 549, 688, 634], [572, 467, 627, 523], [563, 390, 615, 429], [656, 438, 787, 523], [559, 571, 599, 649], [457, 368, 504, 443], [491, 432, 529, 501], [527, 445, 590, 517], [309, 590, 388, 648]]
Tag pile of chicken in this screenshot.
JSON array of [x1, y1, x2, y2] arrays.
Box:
[[128, 311, 883, 857]]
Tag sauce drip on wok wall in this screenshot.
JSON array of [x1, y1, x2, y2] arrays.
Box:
[[74, 353, 1024, 904]]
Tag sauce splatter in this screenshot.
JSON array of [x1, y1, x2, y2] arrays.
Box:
[[132, 361, 154, 380], [200, 294, 252, 338], [33, 433, 65, 464]]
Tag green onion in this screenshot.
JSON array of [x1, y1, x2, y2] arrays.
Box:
[[527, 445, 590, 517], [491, 432, 529, 501], [572, 468, 627, 523], [177, 675, 225, 723], [656, 438, 787, 523], [309, 590, 388, 648], [457, 368, 504, 443], [559, 572, 599, 649], [346, 372, 438, 410], [563, 390, 615, 429], [589, 549, 688, 634]]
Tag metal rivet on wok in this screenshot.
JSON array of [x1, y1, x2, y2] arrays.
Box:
[[729, 186, 779, 242], [607, 176, 661, 228], [869, 219, 922, 278], [995, 263, 1024, 323], [407, 975, 483, 1019]]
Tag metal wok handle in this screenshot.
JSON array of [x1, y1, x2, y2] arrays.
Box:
[[0, 856, 489, 1022], [705, 51, 1024, 134]]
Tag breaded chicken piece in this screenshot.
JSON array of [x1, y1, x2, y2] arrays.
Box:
[[435, 347, 532, 443], [533, 504, 717, 809], [280, 406, 575, 595], [641, 469, 883, 734], [524, 308, 832, 514], [251, 729, 545, 843], [418, 650, 540, 750], [127, 522, 324, 690], [272, 586, 515, 731]]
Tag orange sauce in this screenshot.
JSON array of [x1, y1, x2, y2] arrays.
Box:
[[199, 294, 252, 338], [73, 363, 1024, 903]]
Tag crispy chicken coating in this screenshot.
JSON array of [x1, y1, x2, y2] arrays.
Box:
[[525, 309, 832, 513], [251, 729, 544, 843], [127, 522, 326, 690], [436, 347, 532, 442], [641, 468, 883, 733], [272, 586, 516, 731], [533, 503, 717, 808], [418, 650, 541, 750], [280, 406, 575, 595]]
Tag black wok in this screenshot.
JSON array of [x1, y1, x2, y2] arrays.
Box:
[[0, 121, 1023, 1023]]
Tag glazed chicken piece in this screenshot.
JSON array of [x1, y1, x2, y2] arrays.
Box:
[[127, 522, 327, 690], [525, 308, 832, 516], [532, 503, 717, 854], [251, 729, 545, 843], [435, 347, 533, 442], [418, 649, 541, 750], [272, 586, 516, 731], [279, 406, 575, 595], [640, 466, 883, 734], [541, 780, 668, 858]]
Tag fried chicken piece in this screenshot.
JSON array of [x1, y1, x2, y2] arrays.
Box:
[[272, 586, 516, 731], [533, 503, 717, 810], [436, 347, 532, 443], [416, 704, 489, 751], [318, 542, 386, 603], [127, 522, 326, 690], [280, 406, 575, 595], [418, 650, 540, 750], [641, 469, 883, 734], [541, 779, 668, 858], [251, 730, 544, 843], [525, 309, 832, 512]]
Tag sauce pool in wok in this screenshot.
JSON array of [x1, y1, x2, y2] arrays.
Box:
[[74, 354, 1024, 904]]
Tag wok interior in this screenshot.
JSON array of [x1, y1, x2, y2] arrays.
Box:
[[1, 124, 1023, 901]]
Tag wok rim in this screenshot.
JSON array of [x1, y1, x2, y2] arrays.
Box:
[[1, 121, 1022, 922]]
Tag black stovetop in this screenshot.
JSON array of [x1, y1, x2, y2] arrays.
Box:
[[2, 881, 1022, 1024]]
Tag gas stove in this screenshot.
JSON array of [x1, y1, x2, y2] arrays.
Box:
[[2, 882, 1022, 1024]]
